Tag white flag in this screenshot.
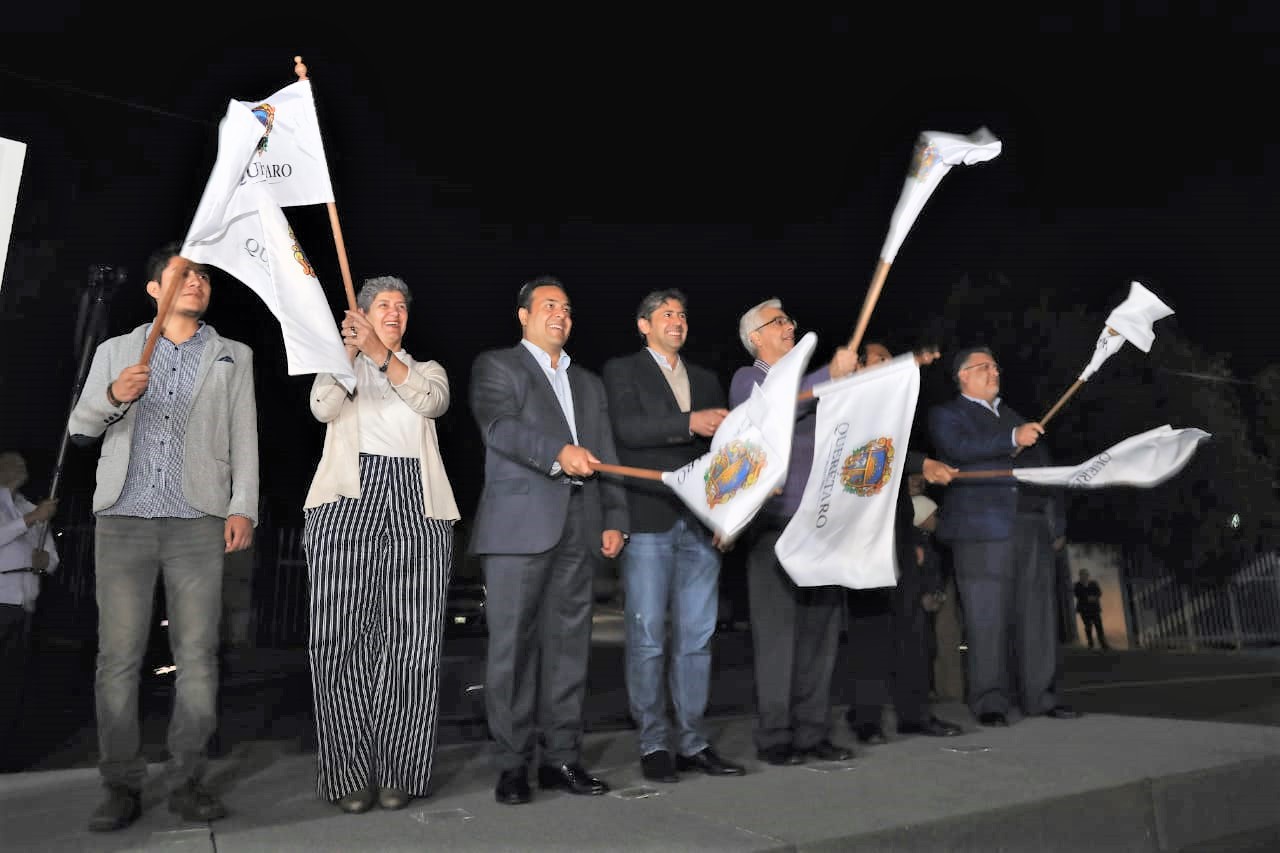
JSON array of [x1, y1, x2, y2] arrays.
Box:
[[774, 353, 920, 589], [660, 333, 818, 540], [878, 127, 1003, 264], [1013, 425, 1210, 489], [185, 79, 334, 245], [1078, 281, 1176, 381], [183, 189, 355, 393]]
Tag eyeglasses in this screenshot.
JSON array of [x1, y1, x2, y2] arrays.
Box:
[[959, 361, 1000, 374], [751, 315, 797, 334]]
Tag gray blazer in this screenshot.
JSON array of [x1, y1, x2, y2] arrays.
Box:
[[468, 344, 628, 556], [68, 323, 260, 524]]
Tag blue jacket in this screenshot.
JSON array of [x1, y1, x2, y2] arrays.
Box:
[[927, 395, 1025, 543]]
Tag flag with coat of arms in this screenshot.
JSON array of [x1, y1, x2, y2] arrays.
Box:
[[774, 352, 920, 589], [181, 79, 353, 392], [660, 333, 819, 541]]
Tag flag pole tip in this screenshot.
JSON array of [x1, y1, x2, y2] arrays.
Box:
[[294, 56, 308, 80]]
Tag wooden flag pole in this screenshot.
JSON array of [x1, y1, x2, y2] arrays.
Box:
[[796, 345, 937, 403], [293, 55, 358, 312], [951, 469, 1014, 479], [590, 462, 665, 481], [845, 258, 892, 357], [137, 273, 182, 366]]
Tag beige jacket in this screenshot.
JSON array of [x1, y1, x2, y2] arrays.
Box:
[[304, 353, 460, 521]]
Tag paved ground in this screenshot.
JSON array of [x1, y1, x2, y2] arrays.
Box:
[[3, 610, 1280, 851]]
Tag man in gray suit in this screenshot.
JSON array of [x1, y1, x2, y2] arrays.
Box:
[[68, 242, 259, 831], [469, 275, 629, 806]]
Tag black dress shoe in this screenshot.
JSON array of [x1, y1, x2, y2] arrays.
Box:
[[676, 747, 745, 776], [495, 768, 531, 805], [756, 744, 805, 766], [898, 715, 963, 737], [87, 785, 141, 832], [978, 711, 1009, 727], [537, 763, 609, 795], [799, 739, 854, 761], [1045, 705, 1081, 719], [335, 785, 376, 814], [853, 723, 887, 745], [641, 750, 679, 783]]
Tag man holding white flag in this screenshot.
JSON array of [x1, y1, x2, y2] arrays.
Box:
[[928, 346, 1074, 728], [728, 299, 858, 767]]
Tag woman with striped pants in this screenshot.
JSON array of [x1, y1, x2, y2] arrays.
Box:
[[302, 276, 460, 813]]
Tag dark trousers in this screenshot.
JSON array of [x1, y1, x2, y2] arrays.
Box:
[[745, 522, 843, 751], [482, 488, 594, 772], [0, 604, 31, 752], [951, 513, 1060, 717], [845, 561, 930, 728], [1079, 611, 1108, 648]]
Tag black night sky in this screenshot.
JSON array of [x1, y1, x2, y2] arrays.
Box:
[[3, 15, 1279, 531]]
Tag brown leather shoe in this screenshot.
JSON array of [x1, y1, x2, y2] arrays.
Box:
[[87, 785, 141, 832]]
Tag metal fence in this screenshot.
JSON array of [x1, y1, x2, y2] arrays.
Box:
[[1125, 549, 1280, 651]]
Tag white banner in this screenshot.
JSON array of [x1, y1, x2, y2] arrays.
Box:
[[660, 333, 818, 540], [185, 79, 334, 246], [1078, 281, 1176, 381], [775, 353, 920, 589], [1013, 425, 1210, 489], [878, 127, 1002, 264], [0, 136, 27, 292], [183, 189, 354, 392]]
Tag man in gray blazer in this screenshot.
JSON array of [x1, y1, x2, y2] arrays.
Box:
[[68, 242, 259, 831], [469, 275, 629, 806]]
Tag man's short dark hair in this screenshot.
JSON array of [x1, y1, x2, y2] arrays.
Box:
[[145, 241, 184, 284], [952, 345, 994, 383], [517, 275, 566, 311], [635, 289, 688, 321]]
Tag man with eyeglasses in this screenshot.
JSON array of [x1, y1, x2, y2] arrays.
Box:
[[729, 298, 859, 767], [927, 347, 1076, 728]]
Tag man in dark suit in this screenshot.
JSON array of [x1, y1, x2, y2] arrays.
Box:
[[469, 275, 630, 805], [601, 289, 745, 784], [844, 342, 963, 744], [927, 346, 1077, 727]]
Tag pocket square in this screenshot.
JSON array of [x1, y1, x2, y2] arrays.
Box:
[[217, 355, 235, 363]]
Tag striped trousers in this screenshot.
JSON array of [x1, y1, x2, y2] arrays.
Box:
[[303, 454, 454, 800]]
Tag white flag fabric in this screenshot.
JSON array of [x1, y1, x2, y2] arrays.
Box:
[[1013, 425, 1210, 488], [185, 79, 334, 245], [660, 333, 818, 541], [878, 127, 1002, 264], [774, 353, 920, 589], [0, 136, 26, 292], [183, 188, 355, 393], [1078, 281, 1176, 381]]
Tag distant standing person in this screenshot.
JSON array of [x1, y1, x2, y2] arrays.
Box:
[[68, 243, 259, 831], [1073, 569, 1109, 650], [303, 275, 460, 814], [0, 451, 59, 755]]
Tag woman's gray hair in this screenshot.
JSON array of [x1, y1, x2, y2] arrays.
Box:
[[738, 298, 782, 357], [357, 275, 412, 312]]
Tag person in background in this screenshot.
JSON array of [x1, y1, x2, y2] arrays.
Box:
[[1074, 569, 1109, 650], [68, 243, 258, 831], [303, 275, 460, 814], [844, 341, 962, 745], [0, 451, 59, 757]]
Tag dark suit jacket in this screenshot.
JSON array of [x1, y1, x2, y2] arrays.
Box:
[[601, 350, 727, 534], [927, 395, 1027, 544], [468, 343, 629, 556]]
